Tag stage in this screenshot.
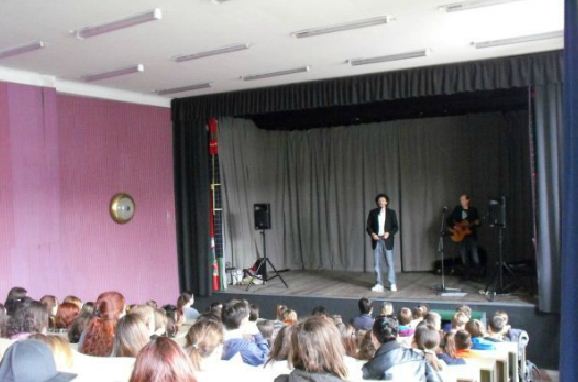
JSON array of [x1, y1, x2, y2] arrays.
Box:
[[219, 270, 536, 306]]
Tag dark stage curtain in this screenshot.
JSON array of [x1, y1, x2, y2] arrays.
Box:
[[172, 51, 561, 120], [219, 113, 531, 273], [533, 84, 563, 314], [173, 119, 211, 296], [561, 0, 578, 378]]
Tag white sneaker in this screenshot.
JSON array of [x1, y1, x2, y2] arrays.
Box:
[[371, 284, 385, 292], [390, 284, 397, 292]]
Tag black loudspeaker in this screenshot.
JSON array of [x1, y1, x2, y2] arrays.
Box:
[[488, 196, 507, 228], [254, 203, 271, 230]]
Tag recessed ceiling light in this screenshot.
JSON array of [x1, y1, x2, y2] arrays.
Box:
[[291, 16, 391, 39], [155, 83, 212, 95], [0, 41, 45, 60], [440, 0, 525, 12], [242, 66, 310, 81], [73, 9, 162, 39], [82, 64, 144, 82], [473, 31, 563, 49], [174, 43, 250, 62], [348, 49, 430, 66]]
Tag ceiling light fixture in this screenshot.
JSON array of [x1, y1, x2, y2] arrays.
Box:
[[348, 49, 430, 66], [73, 9, 162, 39], [242, 66, 310, 81], [174, 43, 249, 62], [82, 64, 144, 82], [441, 0, 525, 12], [292, 16, 391, 39], [0, 41, 45, 60], [155, 82, 212, 95], [474, 30, 563, 49]]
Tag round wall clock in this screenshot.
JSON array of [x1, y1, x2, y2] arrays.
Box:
[[110, 193, 135, 224]]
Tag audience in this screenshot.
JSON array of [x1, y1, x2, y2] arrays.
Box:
[[351, 297, 375, 331], [55, 302, 81, 330], [6, 300, 49, 339], [451, 312, 469, 331], [311, 305, 328, 317], [414, 325, 445, 373], [275, 315, 348, 382], [4, 286, 28, 316], [63, 295, 83, 311], [465, 319, 497, 350], [130, 336, 197, 382], [380, 302, 394, 316], [80, 291, 125, 356], [362, 315, 441, 381], [68, 312, 91, 343], [454, 330, 477, 359], [40, 295, 58, 329], [221, 300, 269, 366], [358, 330, 379, 361], [29, 334, 75, 371], [438, 330, 466, 365], [177, 293, 200, 324], [112, 314, 150, 357], [283, 309, 298, 325]]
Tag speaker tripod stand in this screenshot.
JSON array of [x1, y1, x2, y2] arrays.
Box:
[[246, 230, 288, 291], [484, 225, 518, 300]]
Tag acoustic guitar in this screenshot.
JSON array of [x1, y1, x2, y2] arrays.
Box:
[[449, 221, 473, 242]]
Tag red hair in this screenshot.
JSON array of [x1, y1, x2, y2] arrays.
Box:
[[130, 337, 197, 382], [80, 291, 125, 357], [55, 302, 80, 329]]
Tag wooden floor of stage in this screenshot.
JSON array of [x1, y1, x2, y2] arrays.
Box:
[[221, 270, 536, 306]]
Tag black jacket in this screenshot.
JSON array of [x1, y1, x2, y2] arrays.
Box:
[[366, 207, 399, 250], [449, 206, 480, 238], [362, 340, 441, 382]]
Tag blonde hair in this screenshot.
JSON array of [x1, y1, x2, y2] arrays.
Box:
[[451, 312, 469, 329], [186, 319, 224, 371], [380, 302, 393, 316], [30, 334, 74, 370], [112, 314, 150, 357]]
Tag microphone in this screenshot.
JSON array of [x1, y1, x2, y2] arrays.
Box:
[[442, 206, 448, 212]]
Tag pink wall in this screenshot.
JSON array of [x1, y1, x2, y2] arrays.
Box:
[[0, 82, 179, 305]]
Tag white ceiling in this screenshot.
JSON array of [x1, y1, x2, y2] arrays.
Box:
[[0, 0, 564, 106]]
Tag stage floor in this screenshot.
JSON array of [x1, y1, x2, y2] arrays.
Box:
[[222, 270, 536, 306]]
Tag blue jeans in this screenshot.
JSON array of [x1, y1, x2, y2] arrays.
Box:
[[374, 240, 396, 286]]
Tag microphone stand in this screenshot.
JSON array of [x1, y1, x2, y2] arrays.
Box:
[[434, 207, 463, 296]]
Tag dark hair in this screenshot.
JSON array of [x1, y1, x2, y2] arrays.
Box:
[[422, 312, 442, 331], [489, 314, 507, 333], [358, 330, 379, 360], [81, 302, 95, 316], [311, 305, 327, 316], [398, 307, 412, 325], [339, 324, 358, 359], [209, 303, 223, 320], [221, 301, 248, 330], [414, 325, 443, 371], [68, 313, 91, 343], [454, 330, 472, 350], [256, 319, 275, 342], [177, 293, 192, 322], [465, 319, 486, 338], [358, 297, 372, 315], [112, 314, 150, 357], [249, 304, 259, 321], [455, 305, 472, 318], [186, 319, 224, 371], [267, 325, 295, 364], [443, 331, 458, 358], [276, 305, 288, 320], [6, 301, 49, 337], [373, 315, 398, 343], [4, 287, 27, 316], [375, 193, 390, 204]]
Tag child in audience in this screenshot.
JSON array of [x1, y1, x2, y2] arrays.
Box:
[[311, 305, 328, 317], [249, 304, 259, 321], [256, 319, 276, 347], [80, 291, 125, 357], [283, 309, 298, 325], [112, 314, 150, 357], [454, 330, 478, 359], [264, 324, 295, 378], [30, 334, 75, 371], [55, 302, 80, 330], [130, 337, 196, 382], [357, 330, 380, 361], [451, 312, 469, 331], [80, 302, 94, 316], [455, 305, 472, 319], [221, 300, 269, 366], [4, 286, 28, 316], [410, 305, 427, 329], [465, 319, 497, 350], [437, 330, 466, 365], [380, 302, 394, 316], [422, 312, 442, 332], [351, 297, 375, 331], [397, 307, 414, 347], [275, 316, 348, 382], [40, 295, 58, 329], [68, 312, 91, 343], [488, 312, 510, 340], [131, 304, 157, 336], [6, 301, 49, 339], [177, 292, 200, 324], [208, 302, 223, 320], [339, 323, 359, 359], [414, 325, 445, 372], [63, 296, 83, 311], [154, 308, 169, 337]]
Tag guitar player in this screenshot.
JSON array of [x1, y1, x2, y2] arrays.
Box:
[[449, 194, 480, 280]]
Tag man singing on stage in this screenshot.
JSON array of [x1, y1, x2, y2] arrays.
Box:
[[450, 194, 480, 280], [367, 193, 399, 293]]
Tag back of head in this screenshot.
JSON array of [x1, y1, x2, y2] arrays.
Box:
[[268, 324, 295, 362], [465, 319, 486, 338], [455, 305, 472, 319], [40, 295, 58, 317], [454, 330, 472, 350], [373, 315, 399, 343], [4, 287, 28, 316], [112, 314, 150, 357], [311, 305, 327, 317], [283, 309, 298, 325], [358, 330, 379, 361], [130, 337, 196, 382], [414, 325, 440, 351], [249, 304, 259, 321], [81, 302, 95, 316], [339, 323, 358, 358], [68, 313, 91, 343], [29, 334, 75, 370], [63, 296, 83, 311], [131, 305, 156, 335], [55, 302, 81, 329], [380, 302, 393, 316], [80, 316, 116, 356], [95, 291, 125, 320], [256, 319, 275, 341], [6, 300, 49, 337], [221, 301, 248, 330], [209, 303, 223, 320], [154, 309, 169, 335], [290, 316, 347, 379], [186, 319, 224, 370], [398, 307, 412, 326], [443, 331, 458, 358], [358, 297, 372, 315], [422, 312, 442, 331], [452, 312, 469, 329], [489, 314, 507, 334], [276, 304, 288, 321]]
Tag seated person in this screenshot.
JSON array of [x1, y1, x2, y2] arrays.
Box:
[[437, 330, 466, 365], [488, 311, 511, 340], [275, 316, 348, 382], [362, 315, 441, 381], [410, 305, 428, 329], [221, 301, 269, 366], [414, 325, 445, 373], [130, 337, 196, 382], [177, 293, 200, 324], [352, 297, 375, 331], [465, 319, 497, 350], [453, 330, 478, 359]]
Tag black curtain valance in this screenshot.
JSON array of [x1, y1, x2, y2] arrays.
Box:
[[172, 50, 562, 120]]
